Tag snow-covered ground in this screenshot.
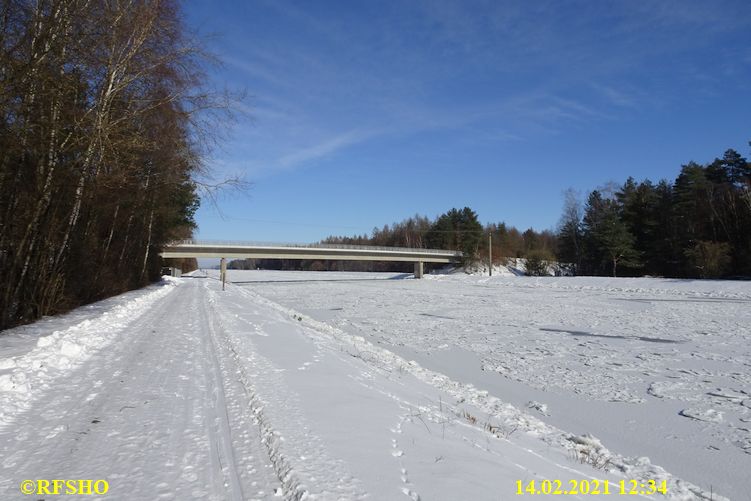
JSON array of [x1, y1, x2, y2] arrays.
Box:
[[0, 271, 748, 500]]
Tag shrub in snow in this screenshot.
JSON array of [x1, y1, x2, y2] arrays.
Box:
[[524, 250, 554, 276]]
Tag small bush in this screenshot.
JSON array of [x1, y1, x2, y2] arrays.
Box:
[[525, 250, 554, 276], [685, 241, 731, 278]]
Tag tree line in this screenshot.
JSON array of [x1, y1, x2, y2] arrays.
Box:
[[234, 145, 750, 279], [0, 0, 213, 329], [230, 207, 557, 273], [558, 147, 751, 278]]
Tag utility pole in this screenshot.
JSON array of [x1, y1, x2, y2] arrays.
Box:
[[488, 234, 492, 276]]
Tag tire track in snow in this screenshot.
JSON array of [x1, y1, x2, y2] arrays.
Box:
[[206, 285, 306, 500], [200, 291, 247, 501], [206, 281, 366, 500], [200, 286, 283, 500]]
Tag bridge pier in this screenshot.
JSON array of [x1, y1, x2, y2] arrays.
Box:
[[414, 261, 424, 279]]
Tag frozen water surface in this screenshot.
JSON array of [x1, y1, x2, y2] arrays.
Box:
[[239, 270, 751, 500]]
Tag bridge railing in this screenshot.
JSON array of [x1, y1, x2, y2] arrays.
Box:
[[167, 239, 462, 256]]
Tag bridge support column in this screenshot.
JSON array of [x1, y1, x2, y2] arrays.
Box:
[[220, 257, 227, 290], [414, 261, 424, 279]]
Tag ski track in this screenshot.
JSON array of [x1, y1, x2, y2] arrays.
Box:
[[206, 281, 368, 501]]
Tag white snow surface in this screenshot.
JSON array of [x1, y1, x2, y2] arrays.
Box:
[[0, 270, 748, 500]]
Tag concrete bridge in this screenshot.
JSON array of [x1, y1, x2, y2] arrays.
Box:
[[159, 240, 463, 279]]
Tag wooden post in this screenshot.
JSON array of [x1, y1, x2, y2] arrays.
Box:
[[220, 257, 226, 290], [488, 234, 492, 276]]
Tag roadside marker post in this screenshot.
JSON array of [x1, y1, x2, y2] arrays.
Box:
[[220, 257, 227, 291], [488, 234, 492, 277]]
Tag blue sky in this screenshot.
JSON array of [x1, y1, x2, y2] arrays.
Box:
[[185, 0, 751, 243]]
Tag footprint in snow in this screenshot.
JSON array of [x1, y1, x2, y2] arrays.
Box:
[[391, 437, 404, 457], [527, 400, 550, 416], [401, 487, 420, 500]]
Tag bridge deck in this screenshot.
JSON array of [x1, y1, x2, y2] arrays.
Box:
[[159, 240, 462, 263]]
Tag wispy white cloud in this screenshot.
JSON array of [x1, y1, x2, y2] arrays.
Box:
[[588, 83, 638, 109], [277, 129, 382, 168], [206, 0, 751, 179], [223, 55, 292, 89]]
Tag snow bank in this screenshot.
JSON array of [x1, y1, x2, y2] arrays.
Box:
[[0, 279, 178, 429]]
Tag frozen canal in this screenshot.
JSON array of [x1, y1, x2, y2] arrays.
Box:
[[234, 270, 751, 500]]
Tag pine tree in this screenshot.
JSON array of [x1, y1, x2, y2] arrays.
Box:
[[425, 207, 483, 266], [581, 191, 608, 275], [581, 190, 639, 276], [616, 178, 661, 275], [598, 205, 640, 277], [557, 188, 583, 273], [652, 180, 678, 276]]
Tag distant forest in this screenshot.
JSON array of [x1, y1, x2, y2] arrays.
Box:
[[229, 207, 557, 274], [0, 1, 209, 329], [233, 145, 751, 279]]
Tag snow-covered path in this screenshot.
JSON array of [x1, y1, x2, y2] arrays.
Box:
[[0, 272, 745, 500], [0, 279, 279, 500]]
